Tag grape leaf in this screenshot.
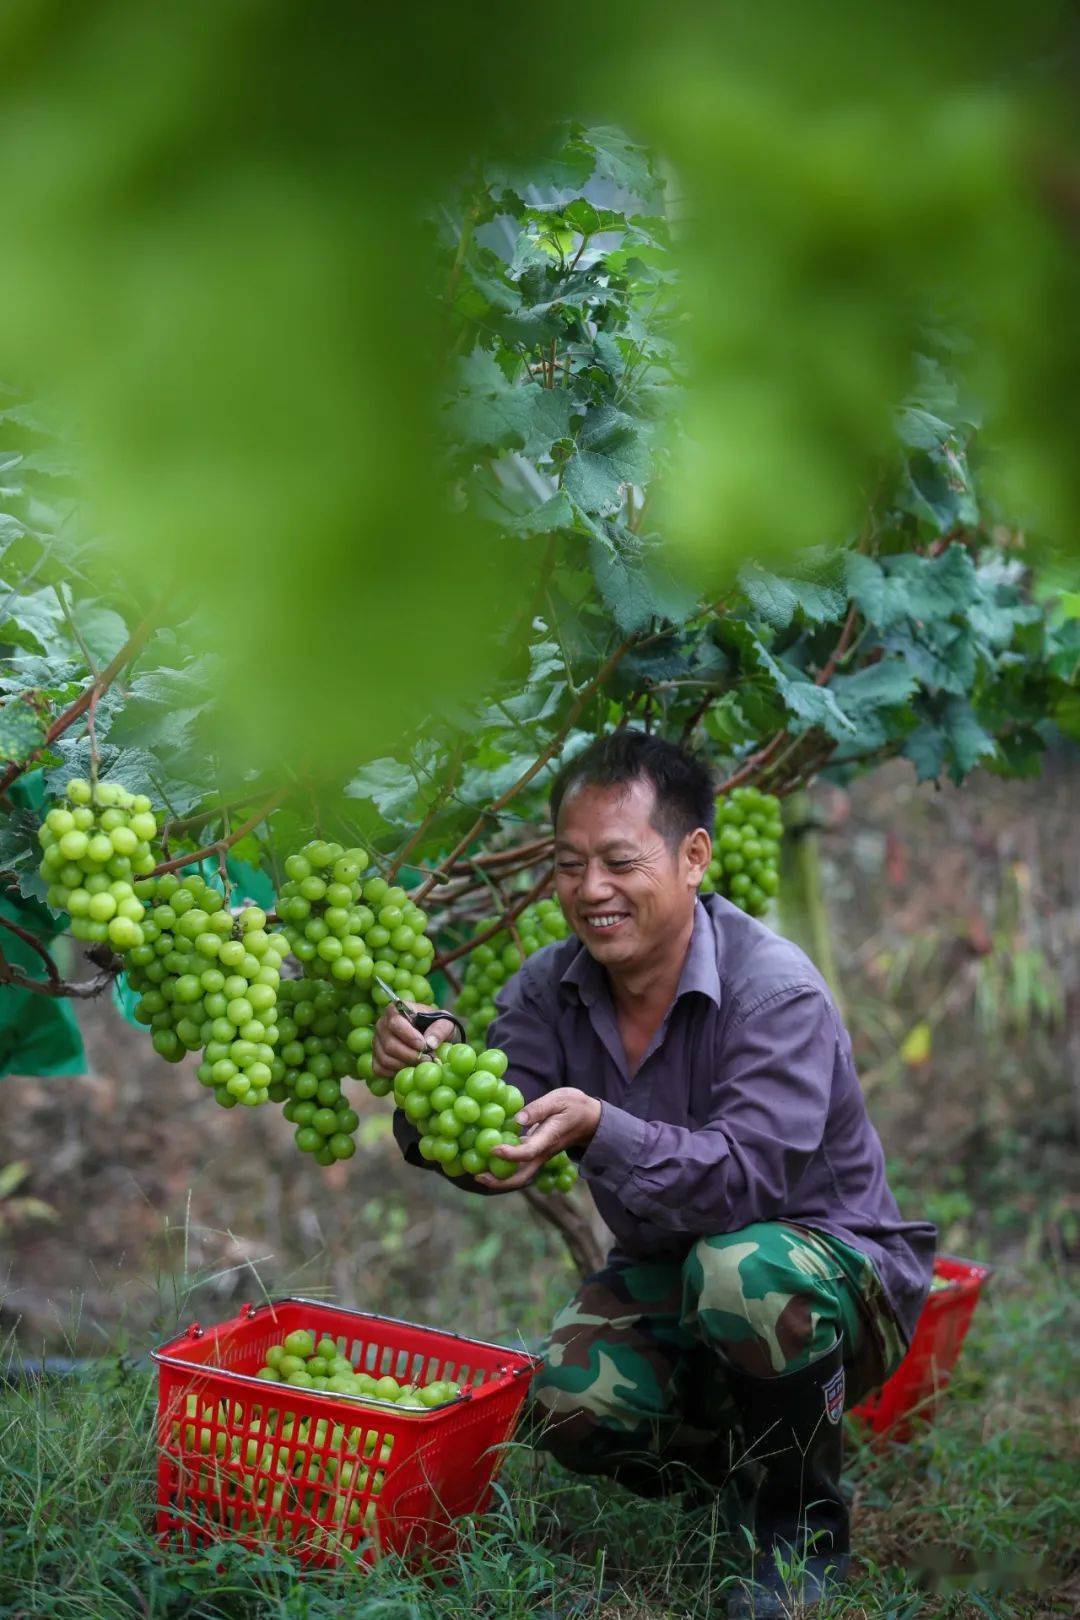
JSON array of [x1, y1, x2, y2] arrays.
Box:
[[344, 756, 422, 824], [0, 890, 85, 1078], [578, 124, 662, 205], [0, 697, 46, 764], [0, 652, 82, 702], [882, 620, 976, 695], [895, 405, 956, 452], [588, 530, 694, 635], [42, 737, 205, 817], [561, 406, 651, 516], [829, 658, 919, 708], [484, 130, 595, 196], [450, 350, 572, 461], [107, 662, 216, 753], [505, 490, 585, 539], [968, 559, 1042, 652], [702, 693, 755, 749], [737, 561, 847, 630], [0, 585, 61, 655], [845, 545, 977, 629], [107, 703, 207, 754], [0, 802, 44, 884], [982, 726, 1048, 778], [902, 696, 996, 784], [1051, 686, 1080, 740], [722, 621, 856, 740], [65, 601, 129, 666], [902, 433, 978, 533]]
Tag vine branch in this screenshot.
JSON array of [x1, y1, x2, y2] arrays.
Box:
[[160, 789, 273, 844], [0, 912, 61, 985], [150, 788, 288, 878], [0, 937, 121, 1000], [53, 581, 100, 678], [432, 864, 554, 971], [814, 602, 859, 687]]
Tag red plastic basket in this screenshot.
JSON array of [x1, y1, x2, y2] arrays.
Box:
[[152, 1297, 539, 1566], [850, 1254, 990, 1441]]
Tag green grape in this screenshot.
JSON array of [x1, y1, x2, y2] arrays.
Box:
[[699, 786, 783, 917], [453, 898, 569, 1045]]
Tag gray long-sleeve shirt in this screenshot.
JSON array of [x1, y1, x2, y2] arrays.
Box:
[[396, 893, 936, 1346]]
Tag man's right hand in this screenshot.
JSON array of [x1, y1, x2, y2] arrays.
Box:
[[372, 1002, 459, 1079]]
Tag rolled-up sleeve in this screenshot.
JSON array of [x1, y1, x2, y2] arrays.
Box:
[[580, 985, 837, 1233]]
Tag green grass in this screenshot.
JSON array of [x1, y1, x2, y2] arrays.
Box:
[[0, 1257, 1075, 1620]]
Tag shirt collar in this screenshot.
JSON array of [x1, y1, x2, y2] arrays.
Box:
[[559, 897, 723, 1011]]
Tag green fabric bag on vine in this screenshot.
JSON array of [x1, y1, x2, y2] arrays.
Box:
[[0, 774, 85, 1079]]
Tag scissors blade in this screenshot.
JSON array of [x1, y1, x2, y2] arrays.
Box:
[[373, 972, 407, 1011]]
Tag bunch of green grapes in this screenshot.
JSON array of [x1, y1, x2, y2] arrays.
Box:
[[124, 871, 287, 1106], [389, 1039, 577, 1193], [700, 786, 783, 917], [454, 897, 569, 1044], [276, 840, 435, 1006], [272, 978, 363, 1163], [254, 1327, 463, 1407], [37, 777, 158, 949]]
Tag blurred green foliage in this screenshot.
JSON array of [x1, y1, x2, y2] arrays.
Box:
[[0, 1, 1075, 770], [1, 124, 1077, 954]]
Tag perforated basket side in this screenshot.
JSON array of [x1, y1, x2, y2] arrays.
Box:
[[370, 1376, 532, 1557]]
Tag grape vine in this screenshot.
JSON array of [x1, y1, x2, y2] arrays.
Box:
[[0, 122, 1075, 1114]]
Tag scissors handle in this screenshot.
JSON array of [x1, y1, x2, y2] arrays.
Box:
[[409, 1006, 468, 1043]]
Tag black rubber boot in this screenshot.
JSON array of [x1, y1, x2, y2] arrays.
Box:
[[722, 1336, 851, 1619]]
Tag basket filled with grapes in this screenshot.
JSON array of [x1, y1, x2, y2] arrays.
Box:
[[153, 1298, 539, 1566]]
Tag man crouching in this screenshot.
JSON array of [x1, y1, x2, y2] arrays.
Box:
[[376, 731, 935, 1617]]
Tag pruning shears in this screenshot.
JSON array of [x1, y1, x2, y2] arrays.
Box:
[[373, 973, 467, 1045]]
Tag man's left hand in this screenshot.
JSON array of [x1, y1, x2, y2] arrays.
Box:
[[474, 1088, 602, 1192]]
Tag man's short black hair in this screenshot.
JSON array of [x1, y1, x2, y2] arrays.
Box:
[[550, 730, 715, 850]]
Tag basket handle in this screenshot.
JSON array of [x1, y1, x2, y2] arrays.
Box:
[[151, 1320, 205, 1358]]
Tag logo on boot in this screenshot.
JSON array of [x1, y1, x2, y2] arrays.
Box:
[[823, 1367, 845, 1425]]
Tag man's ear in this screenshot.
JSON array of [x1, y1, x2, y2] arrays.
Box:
[[684, 826, 712, 887]]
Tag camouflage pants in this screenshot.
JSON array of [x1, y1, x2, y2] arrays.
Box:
[[530, 1221, 906, 1493]]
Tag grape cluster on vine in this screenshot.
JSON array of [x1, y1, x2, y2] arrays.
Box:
[[277, 843, 435, 1006], [388, 1038, 577, 1193], [270, 839, 439, 1164], [699, 786, 783, 917], [454, 897, 568, 1044], [125, 872, 287, 1107], [37, 777, 157, 950], [272, 979, 363, 1163]]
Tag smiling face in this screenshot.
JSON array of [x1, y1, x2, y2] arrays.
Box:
[[553, 776, 711, 975]]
